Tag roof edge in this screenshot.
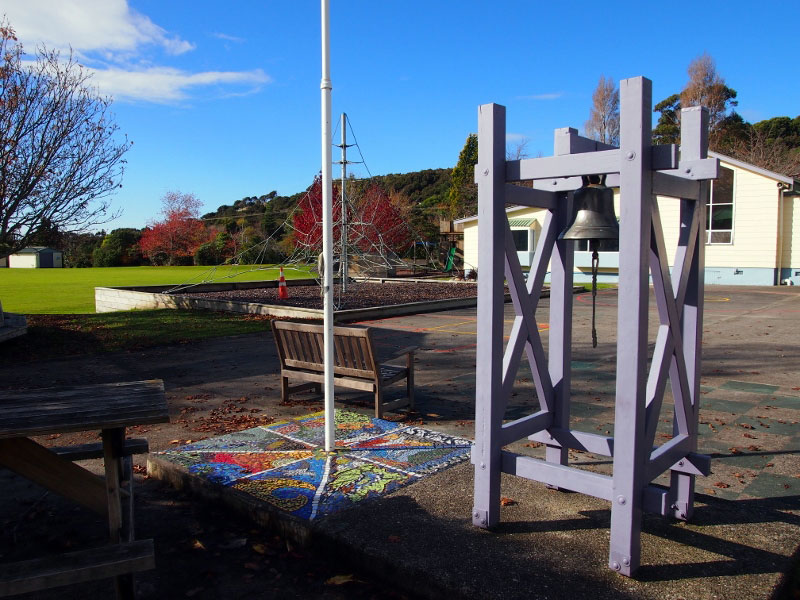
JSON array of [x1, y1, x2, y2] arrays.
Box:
[[710, 151, 797, 186]]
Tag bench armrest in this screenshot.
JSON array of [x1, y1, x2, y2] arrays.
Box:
[[383, 346, 418, 368], [389, 346, 418, 359]]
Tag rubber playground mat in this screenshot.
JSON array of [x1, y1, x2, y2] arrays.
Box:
[[150, 410, 472, 521]]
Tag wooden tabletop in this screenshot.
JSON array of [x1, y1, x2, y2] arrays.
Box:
[[0, 380, 169, 438]]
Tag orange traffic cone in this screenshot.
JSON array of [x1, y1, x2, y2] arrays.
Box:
[[278, 267, 289, 300]]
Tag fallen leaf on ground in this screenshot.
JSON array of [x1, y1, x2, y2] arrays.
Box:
[[325, 574, 359, 586], [714, 482, 730, 488], [500, 497, 516, 506], [251, 543, 267, 554], [192, 539, 206, 551]]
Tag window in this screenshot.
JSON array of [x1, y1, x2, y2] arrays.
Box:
[[707, 166, 734, 244], [512, 229, 528, 252]]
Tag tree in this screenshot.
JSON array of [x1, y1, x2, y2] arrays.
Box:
[[139, 192, 209, 265], [506, 137, 531, 160], [728, 123, 800, 178], [61, 231, 104, 267], [653, 53, 740, 147], [351, 184, 413, 255], [92, 228, 145, 267], [0, 20, 130, 258], [585, 76, 620, 146], [291, 175, 342, 252], [447, 134, 478, 219]]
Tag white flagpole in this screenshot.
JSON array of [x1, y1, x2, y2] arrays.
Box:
[[320, 0, 335, 452]]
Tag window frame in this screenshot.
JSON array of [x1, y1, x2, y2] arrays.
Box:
[[706, 165, 735, 245]]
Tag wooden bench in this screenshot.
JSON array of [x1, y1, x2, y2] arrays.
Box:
[[272, 320, 416, 418]]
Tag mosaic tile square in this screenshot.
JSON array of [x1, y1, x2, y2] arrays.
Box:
[[265, 410, 402, 447], [355, 446, 471, 475], [350, 426, 471, 449], [233, 454, 414, 520], [175, 427, 308, 453], [155, 410, 472, 522], [166, 450, 314, 485], [233, 455, 328, 519]]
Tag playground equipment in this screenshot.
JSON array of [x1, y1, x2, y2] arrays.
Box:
[[471, 76, 717, 576]]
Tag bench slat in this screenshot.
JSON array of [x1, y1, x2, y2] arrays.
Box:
[[272, 320, 414, 417], [0, 539, 155, 596], [52, 439, 150, 462]]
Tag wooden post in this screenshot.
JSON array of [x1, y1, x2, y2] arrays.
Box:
[[472, 103, 507, 529]]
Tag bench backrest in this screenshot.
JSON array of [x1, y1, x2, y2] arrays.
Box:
[[272, 320, 379, 380]]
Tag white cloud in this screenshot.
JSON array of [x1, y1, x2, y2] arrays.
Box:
[[517, 92, 564, 101], [87, 66, 271, 103], [212, 32, 245, 44], [506, 133, 527, 142], [4, 0, 194, 56], [2, 0, 271, 103]]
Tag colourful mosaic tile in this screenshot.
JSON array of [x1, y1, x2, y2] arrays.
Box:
[[156, 410, 472, 522], [265, 410, 402, 447]]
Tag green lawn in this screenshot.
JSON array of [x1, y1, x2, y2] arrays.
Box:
[[0, 264, 312, 314], [0, 311, 272, 362]]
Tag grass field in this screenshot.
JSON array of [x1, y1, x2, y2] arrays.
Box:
[[0, 264, 312, 314], [0, 310, 273, 362]]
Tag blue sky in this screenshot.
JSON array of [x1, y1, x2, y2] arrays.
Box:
[[4, 0, 798, 230]]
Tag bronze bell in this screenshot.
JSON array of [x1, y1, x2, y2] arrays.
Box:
[[560, 174, 618, 348], [559, 174, 619, 243]]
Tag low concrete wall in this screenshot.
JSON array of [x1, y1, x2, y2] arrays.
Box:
[[95, 279, 323, 319], [94, 279, 506, 323]]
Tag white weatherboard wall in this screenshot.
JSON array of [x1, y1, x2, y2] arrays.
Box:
[[460, 157, 798, 286], [781, 194, 800, 285]]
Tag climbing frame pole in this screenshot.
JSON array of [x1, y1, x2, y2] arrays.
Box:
[[471, 76, 717, 576]]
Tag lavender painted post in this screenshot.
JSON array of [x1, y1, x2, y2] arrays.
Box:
[[609, 76, 652, 576], [545, 130, 575, 469], [472, 103, 507, 529], [670, 106, 709, 520]]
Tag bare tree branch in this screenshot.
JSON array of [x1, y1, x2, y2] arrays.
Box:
[[0, 19, 130, 256], [585, 75, 619, 146]]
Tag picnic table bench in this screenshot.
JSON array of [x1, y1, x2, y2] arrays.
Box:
[[0, 380, 169, 599], [272, 320, 416, 418]]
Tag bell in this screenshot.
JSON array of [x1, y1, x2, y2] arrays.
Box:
[[559, 174, 618, 349], [559, 174, 619, 243]]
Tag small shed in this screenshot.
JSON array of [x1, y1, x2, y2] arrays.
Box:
[[8, 247, 64, 269]]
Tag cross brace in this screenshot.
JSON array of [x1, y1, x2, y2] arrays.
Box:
[[471, 78, 713, 576]]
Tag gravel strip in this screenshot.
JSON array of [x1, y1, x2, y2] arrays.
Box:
[[181, 281, 480, 310]]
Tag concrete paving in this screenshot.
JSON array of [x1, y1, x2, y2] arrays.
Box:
[[1, 285, 798, 599]]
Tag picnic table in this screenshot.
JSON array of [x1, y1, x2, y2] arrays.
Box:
[[0, 380, 169, 599]]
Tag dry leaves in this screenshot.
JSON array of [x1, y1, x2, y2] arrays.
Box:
[[325, 574, 360, 586]]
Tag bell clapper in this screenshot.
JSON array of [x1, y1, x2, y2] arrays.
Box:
[[558, 173, 618, 349]]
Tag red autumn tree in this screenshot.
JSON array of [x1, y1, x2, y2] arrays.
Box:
[[139, 191, 210, 265], [291, 175, 342, 252], [291, 177, 411, 256], [352, 184, 413, 255]]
